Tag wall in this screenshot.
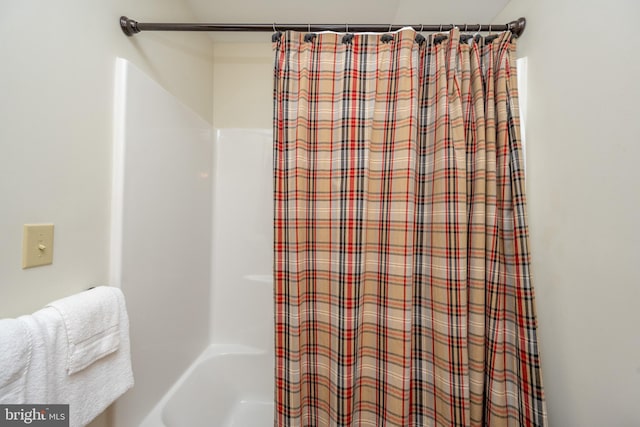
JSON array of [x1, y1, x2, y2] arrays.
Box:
[[0, 1, 213, 319], [494, 1, 640, 426], [212, 42, 273, 129]]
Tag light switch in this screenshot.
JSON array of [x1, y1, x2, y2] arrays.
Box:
[[22, 224, 54, 269]]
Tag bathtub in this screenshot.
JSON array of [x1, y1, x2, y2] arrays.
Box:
[[139, 344, 274, 427]]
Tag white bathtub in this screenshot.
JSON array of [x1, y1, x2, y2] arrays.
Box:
[[139, 344, 274, 427]]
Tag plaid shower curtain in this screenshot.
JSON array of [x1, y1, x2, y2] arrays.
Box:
[[273, 28, 547, 427]]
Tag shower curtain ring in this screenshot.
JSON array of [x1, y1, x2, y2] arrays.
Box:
[[420, 24, 424, 33], [346, 23, 349, 33], [464, 24, 468, 32], [439, 24, 443, 33], [273, 23, 277, 32], [308, 23, 311, 33], [489, 24, 492, 34], [472, 24, 480, 39], [389, 23, 392, 32]]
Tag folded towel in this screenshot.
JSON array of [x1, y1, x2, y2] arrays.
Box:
[[0, 319, 32, 403], [19, 287, 134, 427], [46, 287, 121, 375]]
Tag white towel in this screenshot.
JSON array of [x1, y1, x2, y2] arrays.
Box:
[[0, 318, 32, 403], [46, 287, 121, 375], [19, 287, 134, 427]]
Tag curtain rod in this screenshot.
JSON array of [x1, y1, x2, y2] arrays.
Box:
[[119, 16, 526, 38]]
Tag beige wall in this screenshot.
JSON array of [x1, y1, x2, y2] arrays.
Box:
[[0, 1, 213, 318], [212, 42, 272, 129], [495, 1, 640, 425]]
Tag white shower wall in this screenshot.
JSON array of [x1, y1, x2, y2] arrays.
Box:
[[210, 129, 274, 351], [111, 60, 274, 426], [110, 58, 213, 426]]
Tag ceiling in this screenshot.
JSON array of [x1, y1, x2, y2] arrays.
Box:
[[182, 0, 512, 41]]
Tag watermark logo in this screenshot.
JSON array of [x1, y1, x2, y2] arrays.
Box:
[[0, 405, 68, 426]]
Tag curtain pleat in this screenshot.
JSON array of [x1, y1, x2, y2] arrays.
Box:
[[274, 28, 547, 427]]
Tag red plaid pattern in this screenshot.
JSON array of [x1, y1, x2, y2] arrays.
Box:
[[274, 28, 547, 427]]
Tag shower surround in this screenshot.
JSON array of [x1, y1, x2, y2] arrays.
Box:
[[110, 58, 273, 426]]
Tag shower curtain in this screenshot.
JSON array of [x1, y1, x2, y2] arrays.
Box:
[[273, 28, 547, 427]]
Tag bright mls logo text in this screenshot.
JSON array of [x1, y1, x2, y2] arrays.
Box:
[[0, 405, 68, 426]]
